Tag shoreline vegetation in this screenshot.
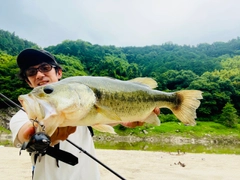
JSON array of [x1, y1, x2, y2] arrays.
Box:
[[94, 121, 240, 143], [1, 121, 240, 154], [93, 121, 240, 154]]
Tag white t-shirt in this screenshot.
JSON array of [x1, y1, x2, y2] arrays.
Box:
[[10, 110, 100, 180]]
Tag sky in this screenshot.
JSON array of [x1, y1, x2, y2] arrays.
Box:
[[1, 0, 240, 48]]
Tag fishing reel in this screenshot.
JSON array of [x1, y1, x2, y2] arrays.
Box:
[[19, 119, 78, 166], [20, 132, 51, 154], [20, 119, 51, 155]]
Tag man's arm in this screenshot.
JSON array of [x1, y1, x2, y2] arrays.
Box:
[[17, 121, 35, 143], [10, 110, 76, 146]]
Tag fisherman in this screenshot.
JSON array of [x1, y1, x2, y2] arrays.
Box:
[[10, 48, 160, 180]]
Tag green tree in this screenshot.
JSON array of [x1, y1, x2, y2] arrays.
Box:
[[189, 71, 235, 119], [54, 54, 87, 78], [0, 29, 38, 55], [219, 102, 239, 128], [157, 70, 198, 90], [92, 55, 140, 80], [0, 52, 30, 107]]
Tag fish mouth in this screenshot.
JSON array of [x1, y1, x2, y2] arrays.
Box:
[[18, 94, 39, 119], [18, 94, 57, 121]]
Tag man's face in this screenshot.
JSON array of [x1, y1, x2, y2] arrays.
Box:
[[26, 63, 62, 88]]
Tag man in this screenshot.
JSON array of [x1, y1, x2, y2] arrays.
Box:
[[10, 48, 160, 180]]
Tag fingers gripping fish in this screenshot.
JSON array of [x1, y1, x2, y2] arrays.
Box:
[[18, 76, 203, 136]]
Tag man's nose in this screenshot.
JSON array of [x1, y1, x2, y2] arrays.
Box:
[[35, 70, 45, 78]]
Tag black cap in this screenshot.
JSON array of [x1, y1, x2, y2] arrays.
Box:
[[17, 49, 58, 71]]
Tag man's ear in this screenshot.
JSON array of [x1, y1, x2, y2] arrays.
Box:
[[57, 69, 63, 79]]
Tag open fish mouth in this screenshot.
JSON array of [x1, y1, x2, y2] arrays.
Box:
[[18, 94, 57, 121], [18, 94, 38, 119]]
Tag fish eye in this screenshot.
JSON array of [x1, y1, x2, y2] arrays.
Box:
[[43, 86, 54, 94]]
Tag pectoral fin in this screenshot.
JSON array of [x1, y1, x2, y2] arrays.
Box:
[[95, 104, 122, 121]]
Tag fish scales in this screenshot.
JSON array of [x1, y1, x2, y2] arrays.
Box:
[[18, 76, 203, 135], [94, 88, 176, 116]]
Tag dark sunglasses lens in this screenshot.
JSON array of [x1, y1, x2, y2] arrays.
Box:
[[39, 64, 52, 72], [26, 69, 37, 76]]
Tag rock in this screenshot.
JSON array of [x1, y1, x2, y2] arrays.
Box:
[[142, 129, 148, 134], [0, 107, 18, 130]]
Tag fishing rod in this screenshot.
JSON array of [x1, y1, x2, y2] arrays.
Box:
[[0, 93, 25, 111], [0, 93, 126, 180], [66, 139, 126, 180]]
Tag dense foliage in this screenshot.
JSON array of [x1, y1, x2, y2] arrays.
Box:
[[0, 29, 240, 127], [0, 29, 39, 55]]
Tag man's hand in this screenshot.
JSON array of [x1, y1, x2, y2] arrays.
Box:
[[50, 126, 76, 146], [121, 107, 160, 128], [153, 107, 160, 115], [18, 121, 36, 143], [18, 122, 76, 146], [120, 121, 145, 128]]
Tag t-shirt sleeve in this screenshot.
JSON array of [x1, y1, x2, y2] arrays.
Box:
[[10, 110, 30, 147]]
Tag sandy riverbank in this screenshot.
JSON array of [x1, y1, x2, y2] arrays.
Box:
[[0, 147, 239, 180]]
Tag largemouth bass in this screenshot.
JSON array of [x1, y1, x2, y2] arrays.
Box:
[[18, 76, 203, 136]]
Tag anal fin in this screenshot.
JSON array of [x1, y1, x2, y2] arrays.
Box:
[[143, 112, 160, 126], [92, 124, 116, 134]]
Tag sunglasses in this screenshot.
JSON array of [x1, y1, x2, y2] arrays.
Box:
[[25, 63, 56, 77]]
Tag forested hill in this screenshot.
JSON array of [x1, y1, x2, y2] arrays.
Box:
[[45, 38, 240, 77], [1, 29, 240, 126], [0, 29, 38, 56]]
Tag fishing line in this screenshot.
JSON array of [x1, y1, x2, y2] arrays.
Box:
[[0, 93, 25, 111], [0, 97, 12, 108], [0, 92, 126, 180]]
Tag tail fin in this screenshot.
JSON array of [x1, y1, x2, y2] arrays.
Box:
[[171, 90, 203, 125]]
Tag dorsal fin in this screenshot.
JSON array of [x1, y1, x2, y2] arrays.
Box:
[[129, 77, 158, 89]]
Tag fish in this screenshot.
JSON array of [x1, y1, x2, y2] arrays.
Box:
[[18, 76, 203, 136]]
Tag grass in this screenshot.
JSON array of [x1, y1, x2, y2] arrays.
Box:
[[94, 140, 240, 154], [0, 126, 11, 134], [0, 140, 12, 146], [94, 121, 240, 140], [1, 121, 240, 153], [1, 121, 240, 140], [0, 127, 12, 146], [93, 121, 240, 154]]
